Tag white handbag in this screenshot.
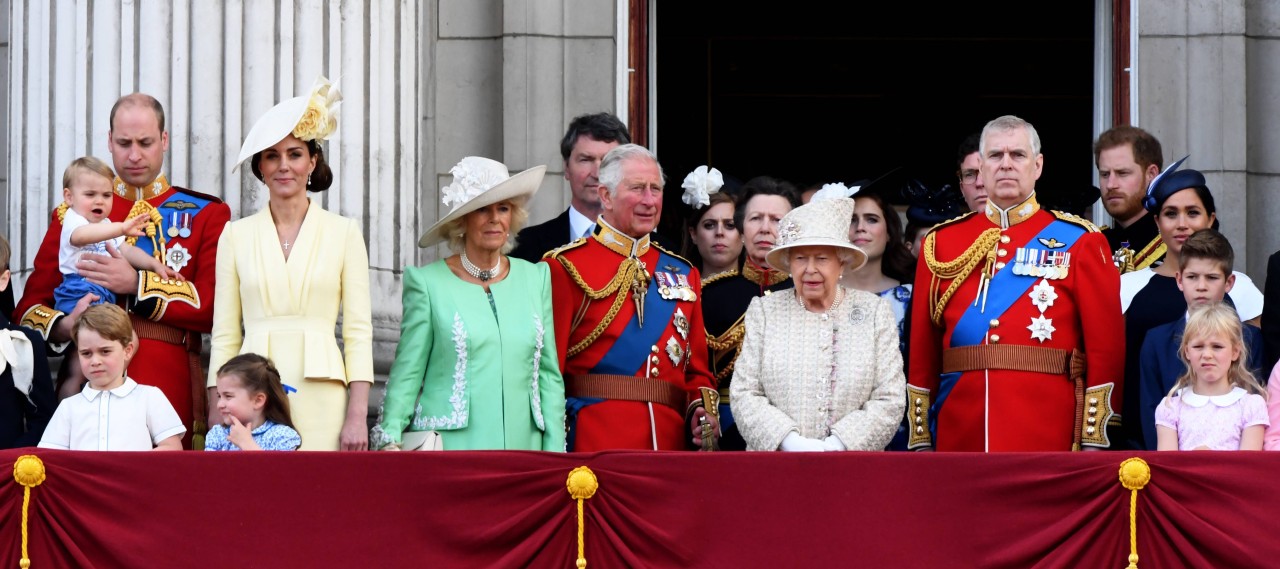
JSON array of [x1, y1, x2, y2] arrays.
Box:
[[401, 430, 443, 451]]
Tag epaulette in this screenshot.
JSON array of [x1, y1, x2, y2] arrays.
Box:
[[170, 186, 225, 205], [542, 237, 589, 260], [928, 210, 977, 233], [652, 243, 693, 269], [54, 202, 70, 223], [1051, 210, 1101, 232]]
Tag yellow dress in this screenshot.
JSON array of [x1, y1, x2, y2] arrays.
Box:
[[209, 200, 374, 450]]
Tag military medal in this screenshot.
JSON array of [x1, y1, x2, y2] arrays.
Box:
[[1029, 280, 1058, 312], [673, 308, 689, 340], [666, 337, 684, 366], [656, 272, 679, 300], [1028, 315, 1056, 342], [166, 243, 192, 271], [167, 212, 181, 237], [179, 213, 193, 238], [675, 274, 697, 302]]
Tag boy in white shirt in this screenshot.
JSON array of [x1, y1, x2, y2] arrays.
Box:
[[53, 156, 177, 315], [39, 303, 184, 450]]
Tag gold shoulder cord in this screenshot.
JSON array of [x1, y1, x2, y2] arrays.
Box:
[[706, 317, 746, 383], [556, 255, 648, 357], [923, 228, 1002, 326], [123, 200, 166, 260]]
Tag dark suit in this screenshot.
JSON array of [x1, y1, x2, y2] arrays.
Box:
[[1263, 251, 1280, 374], [1138, 317, 1265, 450], [1, 314, 55, 449], [511, 208, 573, 264]]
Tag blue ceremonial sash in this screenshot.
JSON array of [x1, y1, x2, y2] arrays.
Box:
[[591, 250, 681, 374], [930, 219, 1086, 442], [565, 249, 683, 450], [132, 192, 212, 257]]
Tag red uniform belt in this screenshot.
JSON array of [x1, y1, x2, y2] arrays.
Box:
[[942, 345, 1084, 377], [565, 374, 687, 412], [129, 314, 200, 353]]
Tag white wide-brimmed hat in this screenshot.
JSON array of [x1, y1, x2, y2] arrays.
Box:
[[418, 157, 547, 247], [233, 76, 342, 172], [765, 196, 867, 273]]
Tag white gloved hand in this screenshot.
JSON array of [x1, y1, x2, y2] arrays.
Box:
[[780, 431, 827, 452], [823, 434, 846, 452]]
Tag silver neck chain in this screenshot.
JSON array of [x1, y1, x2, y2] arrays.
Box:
[[461, 251, 501, 281]]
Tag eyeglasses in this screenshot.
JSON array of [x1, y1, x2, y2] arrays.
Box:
[[958, 169, 980, 185]]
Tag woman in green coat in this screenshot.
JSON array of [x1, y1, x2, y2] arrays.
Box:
[[371, 157, 565, 451]]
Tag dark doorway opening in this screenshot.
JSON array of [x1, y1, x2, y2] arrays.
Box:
[[654, 3, 1097, 238]]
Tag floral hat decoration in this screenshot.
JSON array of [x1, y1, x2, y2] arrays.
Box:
[[681, 165, 725, 209], [418, 157, 547, 247], [233, 75, 342, 172], [809, 182, 861, 202]]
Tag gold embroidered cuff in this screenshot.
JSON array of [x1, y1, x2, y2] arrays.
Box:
[[906, 385, 932, 449], [134, 270, 200, 321], [19, 304, 63, 341], [1080, 383, 1115, 448]]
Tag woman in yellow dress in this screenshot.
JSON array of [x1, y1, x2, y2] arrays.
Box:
[[209, 77, 373, 450]]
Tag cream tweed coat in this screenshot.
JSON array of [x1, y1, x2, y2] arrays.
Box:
[[730, 287, 905, 451]]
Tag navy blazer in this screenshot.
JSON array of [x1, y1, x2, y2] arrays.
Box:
[[1138, 317, 1265, 450], [511, 208, 573, 264], [0, 315, 55, 449]]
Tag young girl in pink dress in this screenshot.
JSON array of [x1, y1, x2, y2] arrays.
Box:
[[1156, 303, 1269, 450]]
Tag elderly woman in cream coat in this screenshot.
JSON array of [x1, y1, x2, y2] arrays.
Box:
[[729, 196, 905, 451]]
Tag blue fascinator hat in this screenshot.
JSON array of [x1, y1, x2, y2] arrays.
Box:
[[1142, 155, 1208, 213]]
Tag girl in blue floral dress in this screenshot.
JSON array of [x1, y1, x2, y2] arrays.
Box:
[[205, 354, 302, 451]]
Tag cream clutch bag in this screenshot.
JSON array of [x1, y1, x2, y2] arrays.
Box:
[[401, 430, 443, 451]]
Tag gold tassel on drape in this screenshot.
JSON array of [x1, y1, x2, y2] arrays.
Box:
[[566, 466, 599, 568], [13, 455, 46, 569], [1118, 457, 1151, 569]]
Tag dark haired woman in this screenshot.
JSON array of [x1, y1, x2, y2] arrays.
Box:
[[209, 77, 374, 451]]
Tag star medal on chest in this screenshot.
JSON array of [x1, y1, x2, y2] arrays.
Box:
[[1026, 279, 1057, 342], [166, 243, 192, 272], [666, 337, 684, 366], [673, 307, 690, 340]]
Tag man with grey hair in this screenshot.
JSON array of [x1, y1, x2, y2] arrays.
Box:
[[543, 144, 720, 451], [907, 115, 1124, 452]]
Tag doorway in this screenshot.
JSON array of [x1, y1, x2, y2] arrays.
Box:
[[653, 3, 1097, 237]]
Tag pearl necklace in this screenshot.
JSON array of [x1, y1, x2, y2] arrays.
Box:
[[461, 251, 502, 281], [798, 286, 845, 321]]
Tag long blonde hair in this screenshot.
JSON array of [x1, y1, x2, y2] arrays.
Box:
[[1168, 303, 1266, 400]]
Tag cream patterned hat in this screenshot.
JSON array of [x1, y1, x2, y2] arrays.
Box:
[[418, 157, 547, 247], [233, 76, 341, 172], [765, 196, 867, 272]]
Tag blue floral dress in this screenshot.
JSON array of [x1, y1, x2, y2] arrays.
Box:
[[204, 420, 302, 451]]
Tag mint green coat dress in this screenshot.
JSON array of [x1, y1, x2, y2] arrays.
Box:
[[371, 258, 565, 451]]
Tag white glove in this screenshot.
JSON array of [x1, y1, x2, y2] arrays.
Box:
[[780, 431, 827, 452], [823, 434, 846, 452]]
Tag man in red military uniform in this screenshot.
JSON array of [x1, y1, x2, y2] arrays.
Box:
[[544, 144, 719, 451], [907, 115, 1124, 451], [15, 93, 229, 449]]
